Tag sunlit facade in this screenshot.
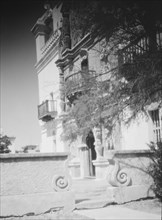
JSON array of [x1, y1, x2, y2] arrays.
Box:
[[31, 1, 162, 177]]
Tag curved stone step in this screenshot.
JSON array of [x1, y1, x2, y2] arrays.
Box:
[[75, 197, 114, 210], [72, 178, 108, 193]]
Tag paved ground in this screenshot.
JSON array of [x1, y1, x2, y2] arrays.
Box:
[[1, 199, 161, 220], [0, 211, 92, 220], [122, 198, 161, 215], [74, 205, 161, 220], [75, 198, 161, 220]]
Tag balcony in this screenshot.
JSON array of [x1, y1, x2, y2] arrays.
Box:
[[118, 29, 162, 66], [118, 29, 162, 82], [65, 70, 96, 94], [41, 29, 61, 57], [38, 100, 57, 122]]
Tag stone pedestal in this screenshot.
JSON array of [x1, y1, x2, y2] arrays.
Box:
[[68, 157, 80, 178], [79, 144, 91, 178], [92, 158, 109, 179]]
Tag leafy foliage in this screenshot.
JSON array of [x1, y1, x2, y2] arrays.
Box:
[[69, 0, 161, 45], [0, 135, 11, 154], [62, 73, 104, 143], [62, 0, 162, 143], [118, 51, 162, 121], [63, 70, 120, 143], [148, 142, 162, 201], [63, 51, 162, 142]]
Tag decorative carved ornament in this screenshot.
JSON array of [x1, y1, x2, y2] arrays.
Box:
[[52, 173, 72, 192], [37, 9, 52, 25], [107, 160, 131, 187]]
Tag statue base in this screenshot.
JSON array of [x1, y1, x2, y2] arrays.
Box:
[[68, 157, 80, 178], [92, 158, 109, 179]]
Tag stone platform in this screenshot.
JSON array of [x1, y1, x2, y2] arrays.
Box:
[[72, 177, 112, 209], [72, 178, 154, 209], [1, 191, 75, 217], [75, 205, 161, 220], [0, 153, 75, 217]]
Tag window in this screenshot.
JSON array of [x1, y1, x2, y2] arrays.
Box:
[[150, 109, 162, 142]]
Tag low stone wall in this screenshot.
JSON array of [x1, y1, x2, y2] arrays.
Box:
[[0, 153, 75, 216], [105, 149, 153, 186], [104, 149, 154, 203]]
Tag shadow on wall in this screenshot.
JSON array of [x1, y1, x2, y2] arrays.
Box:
[[106, 150, 153, 187]]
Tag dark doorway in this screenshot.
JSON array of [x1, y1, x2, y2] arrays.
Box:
[[86, 131, 96, 176], [81, 58, 88, 71]]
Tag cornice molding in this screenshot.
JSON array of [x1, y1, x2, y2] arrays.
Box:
[[35, 31, 105, 73], [55, 32, 106, 69], [35, 42, 59, 74], [55, 33, 93, 68]]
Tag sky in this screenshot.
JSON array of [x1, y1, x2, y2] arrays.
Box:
[[0, 0, 47, 149]]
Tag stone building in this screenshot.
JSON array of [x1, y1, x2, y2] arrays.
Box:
[[31, 1, 162, 178]]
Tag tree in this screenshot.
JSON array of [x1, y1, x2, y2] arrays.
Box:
[[61, 0, 162, 152], [70, 0, 161, 42], [62, 69, 118, 148], [62, 0, 162, 140], [0, 135, 11, 154], [69, 0, 162, 98]]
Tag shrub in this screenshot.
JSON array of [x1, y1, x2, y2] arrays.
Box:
[[148, 141, 162, 201], [0, 135, 11, 154]]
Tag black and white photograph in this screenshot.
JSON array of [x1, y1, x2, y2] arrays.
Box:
[[0, 0, 162, 219]]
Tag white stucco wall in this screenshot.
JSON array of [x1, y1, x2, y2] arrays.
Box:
[[121, 115, 151, 150], [38, 55, 60, 152], [38, 55, 59, 103], [55, 121, 65, 152], [35, 35, 46, 62], [39, 125, 56, 153], [88, 42, 101, 73]]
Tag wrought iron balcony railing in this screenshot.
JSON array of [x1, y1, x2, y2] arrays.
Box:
[[65, 70, 96, 81], [38, 100, 57, 122], [118, 30, 162, 65], [65, 70, 96, 95]]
